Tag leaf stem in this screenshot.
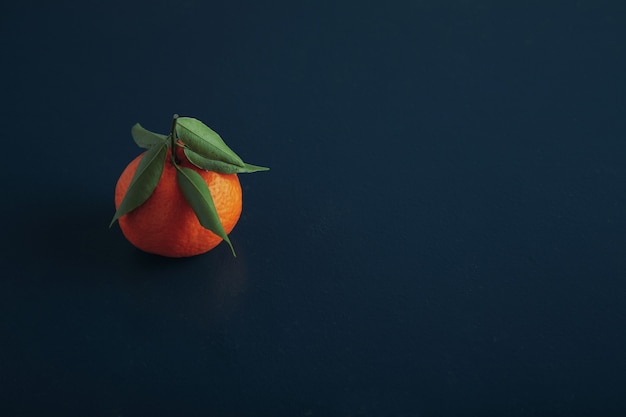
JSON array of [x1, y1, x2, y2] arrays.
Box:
[[169, 114, 180, 165]]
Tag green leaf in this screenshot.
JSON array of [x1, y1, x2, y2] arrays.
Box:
[[184, 148, 270, 174], [175, 117, 245, 167], [131, 123, 168, 149], [109, 142, 168, 227], [175, 165, 236, 256]]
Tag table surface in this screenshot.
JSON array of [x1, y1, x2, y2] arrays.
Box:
[[1, 2, 625, 416]]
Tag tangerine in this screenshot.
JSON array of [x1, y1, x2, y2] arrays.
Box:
[[114, 146, 242, 257]]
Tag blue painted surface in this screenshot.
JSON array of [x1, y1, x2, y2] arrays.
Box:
[[1, 1, 626, 415]]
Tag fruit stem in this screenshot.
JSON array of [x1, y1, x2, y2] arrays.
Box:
[[169, 114, 180, 165]]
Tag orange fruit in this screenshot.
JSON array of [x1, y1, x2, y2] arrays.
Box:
[[114, 146, 242, 257]]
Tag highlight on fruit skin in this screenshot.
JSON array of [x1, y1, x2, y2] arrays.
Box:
[[110, 114, 269, 258]]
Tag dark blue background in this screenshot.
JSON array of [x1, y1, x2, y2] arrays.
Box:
[[1, 1, 625, 416]]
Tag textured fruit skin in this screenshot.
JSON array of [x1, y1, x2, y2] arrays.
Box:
[[114, 148, 242, 257]]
